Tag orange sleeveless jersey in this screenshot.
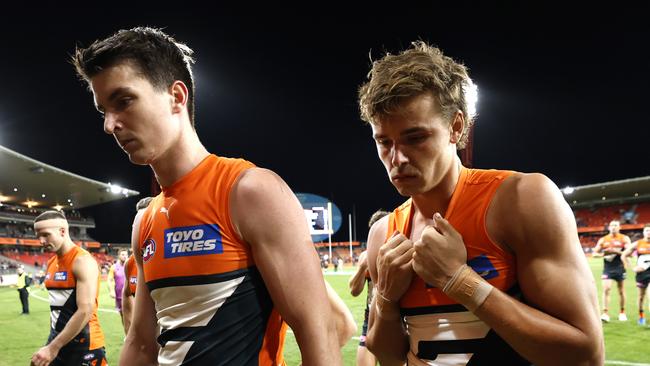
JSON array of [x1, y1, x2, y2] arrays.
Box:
[[138, 154, 287, 366], [44, 245, 105, 350], [637, 239, 650, 255], [600, 233, 627, 251], [124, 255, 137, 296], [600, 233, 627, 268], [386, 167, 530, 365]]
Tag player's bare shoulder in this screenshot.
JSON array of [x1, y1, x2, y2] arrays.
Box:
[[235, 167, 286, 192], [489, 172, 570, 251]]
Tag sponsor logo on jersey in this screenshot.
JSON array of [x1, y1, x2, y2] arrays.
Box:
[[54, 271, 67, 281], [129, 276, 137, 284], [164, 224, 223, 258], [142, 239, 156, 262], [468, 254, 499, 280]]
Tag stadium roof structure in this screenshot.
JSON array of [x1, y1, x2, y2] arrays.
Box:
[[0, 144, 139, 210], [563, 175, 650, 209]]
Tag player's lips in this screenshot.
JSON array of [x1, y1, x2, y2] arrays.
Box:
[[391, 174, 416, 181], [118, 138, 136, 150]]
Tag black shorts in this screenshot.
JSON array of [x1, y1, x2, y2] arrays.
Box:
[[47, 331, 107, 366], [49, 347, 107, 366], [636, 270, 650, 289], [602, 267, 626, 282], [359, 306, 369, 347]]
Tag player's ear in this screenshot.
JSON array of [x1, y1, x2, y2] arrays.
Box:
[[449, 110, 465, 144], [170, 81, 189, 114]]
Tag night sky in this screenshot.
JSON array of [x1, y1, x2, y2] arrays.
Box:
[[1, 5, 648, 243]]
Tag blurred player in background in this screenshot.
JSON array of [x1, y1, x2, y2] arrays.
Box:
[[622, 223, 650, 325], [593, 220, 631, 322]]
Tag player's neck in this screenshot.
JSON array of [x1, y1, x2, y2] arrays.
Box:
[[151, 129, 209, 188], [411, 157, 462, 219], [56, 240, 76, 258]]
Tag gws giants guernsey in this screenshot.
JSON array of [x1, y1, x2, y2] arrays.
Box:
[[635, 239, 650, 275], [44, 245, 105, 351], [124, 254, 137, 296], [387, 167, 531, 366], [600, 233, 627, 270], [139, 155, 287, 366]]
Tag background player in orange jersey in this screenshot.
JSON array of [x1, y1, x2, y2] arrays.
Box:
[[593, 220, 631, 322], [622, 224, 650, 325], [359, 41, 603, 365], [31, 210, 107, 366], [73, 27, 340, 365], [121, 196, 153, 335]]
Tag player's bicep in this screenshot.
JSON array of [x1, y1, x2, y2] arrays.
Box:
[[73, 256, 99, 312], [230, 168, 325, 322], [507, 174, 598, 329]]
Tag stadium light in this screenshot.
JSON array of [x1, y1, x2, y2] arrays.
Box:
[[464, 81, 479, 119], [53, 204, 63, 211], [563, 186, 574, 195], [109, 183, 123, 194]]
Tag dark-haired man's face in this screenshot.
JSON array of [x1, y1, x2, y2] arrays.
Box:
[[35, 227, 65, 252], [90, 62, 182, 166]]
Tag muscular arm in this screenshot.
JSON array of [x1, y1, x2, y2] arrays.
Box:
[[621, 241, 638, 269], [621, 236, 632, 269], [591, 238, 604, 257], [365, 217, 410, 366], [230, 168, 341, 365], [348, 251, 368, 297], [32, 255, 99, 364], [122, 258, 134, 335], [477, 173, 604, 365], [119, 210, 159, 366]]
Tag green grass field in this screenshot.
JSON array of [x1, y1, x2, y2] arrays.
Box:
[[0, 259, 648, 365]]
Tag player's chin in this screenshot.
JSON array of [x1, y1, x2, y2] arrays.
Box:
[[127, 151, 152, 166]]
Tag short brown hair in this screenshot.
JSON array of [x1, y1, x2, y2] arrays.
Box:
[[72, 27, 196, 127], [368, 210, 390, 228], [136, 196, 154, 211], [358, 41, 476, 149], [34, 210, 67, 223]]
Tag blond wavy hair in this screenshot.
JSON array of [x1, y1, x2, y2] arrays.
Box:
[[358, 41, 477, 149]]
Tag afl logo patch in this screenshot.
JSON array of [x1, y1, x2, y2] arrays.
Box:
[[142, 238, 156, 262]]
